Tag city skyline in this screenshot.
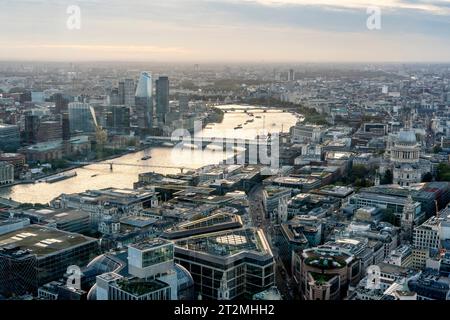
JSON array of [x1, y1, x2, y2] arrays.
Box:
[[0, 0, 450, 62], [2, 0, 450, 306]]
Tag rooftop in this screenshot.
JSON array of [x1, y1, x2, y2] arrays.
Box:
[[19, 208, 89, 223], [119, 215, 158, 228], [0, 225, 97, 257], [317, 185, 354, 197], [129, 238, 171, 251], [175, 228, 271, 257], [116, 278, 169, 296]]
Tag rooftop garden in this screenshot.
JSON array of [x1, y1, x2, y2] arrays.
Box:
[[117, 279, 167, 296], [310, 272, 337, 285], [305, 255, 347, 270]]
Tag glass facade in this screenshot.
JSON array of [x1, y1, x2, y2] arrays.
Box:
[[0, 240, 98, 297], [142, 245, 174, 268], [175, 253, 274, 300]]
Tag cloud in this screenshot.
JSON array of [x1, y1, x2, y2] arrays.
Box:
[[7, 44, 190, 54], [0, 0, 449, 61], [236, 0, 450, 14]]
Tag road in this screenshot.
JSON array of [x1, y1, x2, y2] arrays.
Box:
[[247, 185, 294, 299]]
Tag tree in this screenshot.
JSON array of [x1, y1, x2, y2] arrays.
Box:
[[433, 145, 443, 154], [382, 209, 397, 226], [437, 163, 450, 182], [8, 87, 25, 94], [381, 170, 393, 185], [422, 172, 433, 183]]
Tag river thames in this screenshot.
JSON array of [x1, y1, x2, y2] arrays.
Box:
[[0, 105, 299, 204]]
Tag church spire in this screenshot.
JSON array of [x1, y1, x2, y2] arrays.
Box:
[[218, 273, 230, 300], [401, 189, 415, 243]]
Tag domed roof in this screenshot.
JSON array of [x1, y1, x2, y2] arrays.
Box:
[[397, 130, 417, 144]]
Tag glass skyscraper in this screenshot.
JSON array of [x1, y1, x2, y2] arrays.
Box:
[[156, 76, 169, 124], [68, 102, 95, 133], [135, 72, 153, 129]]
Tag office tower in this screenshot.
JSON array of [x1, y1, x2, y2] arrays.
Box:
[[0, 225, 98, 297], [109, 88, 121, 105], [289, 69, 295, 81], [24, 113, 40, 144], [54, 93, 70, 114], [25, 112, 63, 144], [179, 94, 189, 112], [135, 72, 153, 129], [118, 81, 125, 105], [156, 76, 169, 124], [174, 228, 275, 299], [62, 112, 71, 141], [106, 105, 130, 133], [0, 124, 20, 152], [37, 121, 62, 142], [68, 102, 95, 133], [123, 79, 135, 107]]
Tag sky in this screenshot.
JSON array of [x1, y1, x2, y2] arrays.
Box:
[[0, 0, 449, 62]]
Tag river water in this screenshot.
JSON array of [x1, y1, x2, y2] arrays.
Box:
[[0, 105, 298, 204]]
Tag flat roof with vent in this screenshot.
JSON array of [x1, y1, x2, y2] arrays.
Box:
[[175, 228, 271, 258], [0, 225, 97, 257]]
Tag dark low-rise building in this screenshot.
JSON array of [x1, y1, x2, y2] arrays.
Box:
[[0, 225, 99, 297]]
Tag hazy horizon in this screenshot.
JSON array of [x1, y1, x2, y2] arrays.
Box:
[[1, 0, 450, 63]]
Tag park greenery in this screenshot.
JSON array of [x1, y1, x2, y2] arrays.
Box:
[[245, 97, 328, 125], [437, 163, 450, 182]]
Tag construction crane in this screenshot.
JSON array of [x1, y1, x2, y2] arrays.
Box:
[[89, 106, 107, 151]]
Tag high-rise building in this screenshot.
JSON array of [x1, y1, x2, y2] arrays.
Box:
[[68, 102, 95, 133], [289, 69, 295, 81], [54, 93, 71, 114], [24, 113, 40, 144], [135, 72, 153, 129], [24, 113, 62, 144], [174, 228, 275, 300], [179, 94, 189, 112], [0, 124, 20, 152], [106, 105, 130, 133], [123, 79, 135, 107], [62, 112, 71, 141], [156, 76, 169, 124], [109, 88, 122, 105], [118, 81, 125, 105]]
